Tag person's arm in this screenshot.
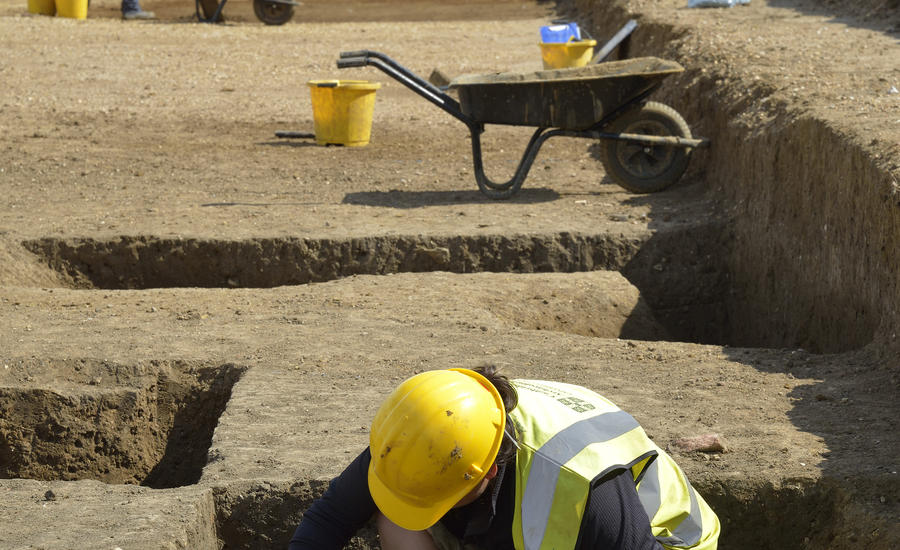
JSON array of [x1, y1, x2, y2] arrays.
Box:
[[288, 447, 378, 550], [376, 512, 441, 550], [578, 468, 664, 550]]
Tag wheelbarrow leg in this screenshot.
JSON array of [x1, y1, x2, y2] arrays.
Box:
[[469, 126, 563, 200], [195, 0, 226, 23]]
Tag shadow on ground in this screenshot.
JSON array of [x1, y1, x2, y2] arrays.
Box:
[[342, 188, 560, 207]]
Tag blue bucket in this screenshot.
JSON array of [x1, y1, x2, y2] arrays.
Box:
[[540, 22, 581, 43]]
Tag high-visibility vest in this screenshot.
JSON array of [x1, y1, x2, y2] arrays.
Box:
[[509, 379, 720, 550]]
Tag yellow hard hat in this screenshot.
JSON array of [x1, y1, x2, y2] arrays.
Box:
[[367, 368, 506, 531]]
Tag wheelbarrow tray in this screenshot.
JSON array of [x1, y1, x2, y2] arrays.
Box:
[[448, 57, 683, 130]]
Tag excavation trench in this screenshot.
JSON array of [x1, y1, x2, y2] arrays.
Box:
[[566, 0, 899, 356], [212, 476, 862, 550], [22, 224, 735, 346], [0, 359, 245, 489]]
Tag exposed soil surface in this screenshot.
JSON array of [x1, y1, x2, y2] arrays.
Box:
[[0, 0, 898, 549]]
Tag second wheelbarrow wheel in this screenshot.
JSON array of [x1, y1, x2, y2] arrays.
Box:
[[253, 0, 294, 25], [601, 101, 692, 193]]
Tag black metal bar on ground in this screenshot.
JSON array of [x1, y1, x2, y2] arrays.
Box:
[[275, 131, 315, 139], [592, 19, 638, 63]]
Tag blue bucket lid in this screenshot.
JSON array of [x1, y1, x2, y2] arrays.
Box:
[[540, 22, 581, 43]]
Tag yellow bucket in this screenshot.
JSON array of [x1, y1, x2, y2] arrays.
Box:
[[55, 0, 87, 19], [308, 80, 381, 147], [539, 40, 597, 70], [27, 0, 55, 15]]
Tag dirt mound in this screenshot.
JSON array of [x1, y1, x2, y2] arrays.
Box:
[[0, 236, 70, 288]]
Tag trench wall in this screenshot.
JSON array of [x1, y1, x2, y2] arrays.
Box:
[[571, 0, 900, 355], [212, 477, 884, 550]]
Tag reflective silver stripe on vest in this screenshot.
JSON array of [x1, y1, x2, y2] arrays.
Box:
[[637, 458, 704, 547], [521, 410, 640, 550]]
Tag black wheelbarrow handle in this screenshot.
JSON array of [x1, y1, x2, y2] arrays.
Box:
[[337, 50, 476, 128], [339, 50, 442, 100], [335, 56, 367, 68], [339, 50, 371, 59]]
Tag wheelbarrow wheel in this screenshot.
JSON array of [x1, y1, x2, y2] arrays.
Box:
[[601, 101, 692, 193], [253, 0, 294, 25]]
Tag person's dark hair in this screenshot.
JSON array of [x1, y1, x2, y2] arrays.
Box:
[[473, 364, 519, 465]]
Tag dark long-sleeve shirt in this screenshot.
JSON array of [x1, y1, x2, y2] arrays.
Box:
[[289, 447, 663, 550]]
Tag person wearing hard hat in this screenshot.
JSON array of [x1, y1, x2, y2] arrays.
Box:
[[288, 366, 720, 550]]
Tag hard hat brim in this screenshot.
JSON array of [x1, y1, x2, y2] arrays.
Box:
[[367, 457, 469, 531]]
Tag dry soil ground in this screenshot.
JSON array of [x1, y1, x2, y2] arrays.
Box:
[[0, 0, 898, 549]]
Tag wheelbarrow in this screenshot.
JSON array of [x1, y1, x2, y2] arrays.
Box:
[[196, 0, 297, 25], [336, 50, 709, 199]]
